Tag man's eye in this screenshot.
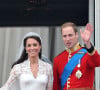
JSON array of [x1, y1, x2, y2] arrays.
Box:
[[33, 43, 37, 47], [63, 35, 67, 37], [69, 34, 73, 37]]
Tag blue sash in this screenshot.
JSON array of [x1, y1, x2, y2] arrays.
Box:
[[61, 48, 87, 89]]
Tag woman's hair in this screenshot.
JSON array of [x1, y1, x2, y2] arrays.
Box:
[[11, 35, 42, 68]]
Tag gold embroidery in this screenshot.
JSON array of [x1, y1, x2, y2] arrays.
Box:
[[66, 43, 81, 60]]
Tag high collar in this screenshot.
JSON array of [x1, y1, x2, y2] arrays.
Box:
[[66, 42, 81, 54], [27, 58, 40, 68]]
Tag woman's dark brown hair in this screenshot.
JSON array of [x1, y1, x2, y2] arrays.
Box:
[[12, 36, 42, 68]]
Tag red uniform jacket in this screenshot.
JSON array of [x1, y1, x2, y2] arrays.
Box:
[[53, 48, 100, 90]]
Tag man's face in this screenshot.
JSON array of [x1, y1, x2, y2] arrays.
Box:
[[62, 26, 78, 49]]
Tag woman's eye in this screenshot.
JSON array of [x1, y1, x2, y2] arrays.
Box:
[[27, 44, 31, 47], [33, 43, 37, 47]]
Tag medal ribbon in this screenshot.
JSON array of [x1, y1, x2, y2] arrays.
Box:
[[61, 48, 87, 90]]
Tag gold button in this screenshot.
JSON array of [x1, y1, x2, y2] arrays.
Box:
[[67, 81, 70, 84], [69, 55, 71, 57], [67, 85, 70, 88], [68, 78, 70, 80]]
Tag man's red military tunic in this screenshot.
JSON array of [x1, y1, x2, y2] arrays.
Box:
[[53, 46, 100, 90]]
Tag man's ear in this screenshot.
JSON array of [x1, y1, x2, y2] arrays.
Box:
[[76, 32, 79, 39]]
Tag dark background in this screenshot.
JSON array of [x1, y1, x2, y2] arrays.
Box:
[[0, 0, 89, 26]]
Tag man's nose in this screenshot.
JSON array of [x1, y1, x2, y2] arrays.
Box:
[[66, 36, 70, 41]]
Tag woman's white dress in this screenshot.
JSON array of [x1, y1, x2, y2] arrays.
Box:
[[0, 59, 53, 90]]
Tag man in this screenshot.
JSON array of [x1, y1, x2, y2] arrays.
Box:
[[53, 22, 100, 90]]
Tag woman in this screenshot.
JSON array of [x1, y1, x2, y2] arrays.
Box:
[[0, 32, 53, 90]]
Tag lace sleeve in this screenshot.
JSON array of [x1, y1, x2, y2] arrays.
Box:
[[47, 64, 53, 90], [0, 65, 21, 90]]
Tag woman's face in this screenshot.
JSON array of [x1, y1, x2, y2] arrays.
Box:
[[25, 38, 41, 58]]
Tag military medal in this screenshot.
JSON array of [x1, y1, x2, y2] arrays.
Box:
[[75, 69, 82, 79], [75, 59, 82, 79], [77, 63, 80, 68]]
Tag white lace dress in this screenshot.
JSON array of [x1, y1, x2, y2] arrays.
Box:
[[0, 59, 53, 90]]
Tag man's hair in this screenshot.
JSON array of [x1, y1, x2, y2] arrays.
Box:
[[61, 22, 78, 34]]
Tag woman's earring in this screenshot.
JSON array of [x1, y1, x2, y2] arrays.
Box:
[[38, 49, 40, 53]]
